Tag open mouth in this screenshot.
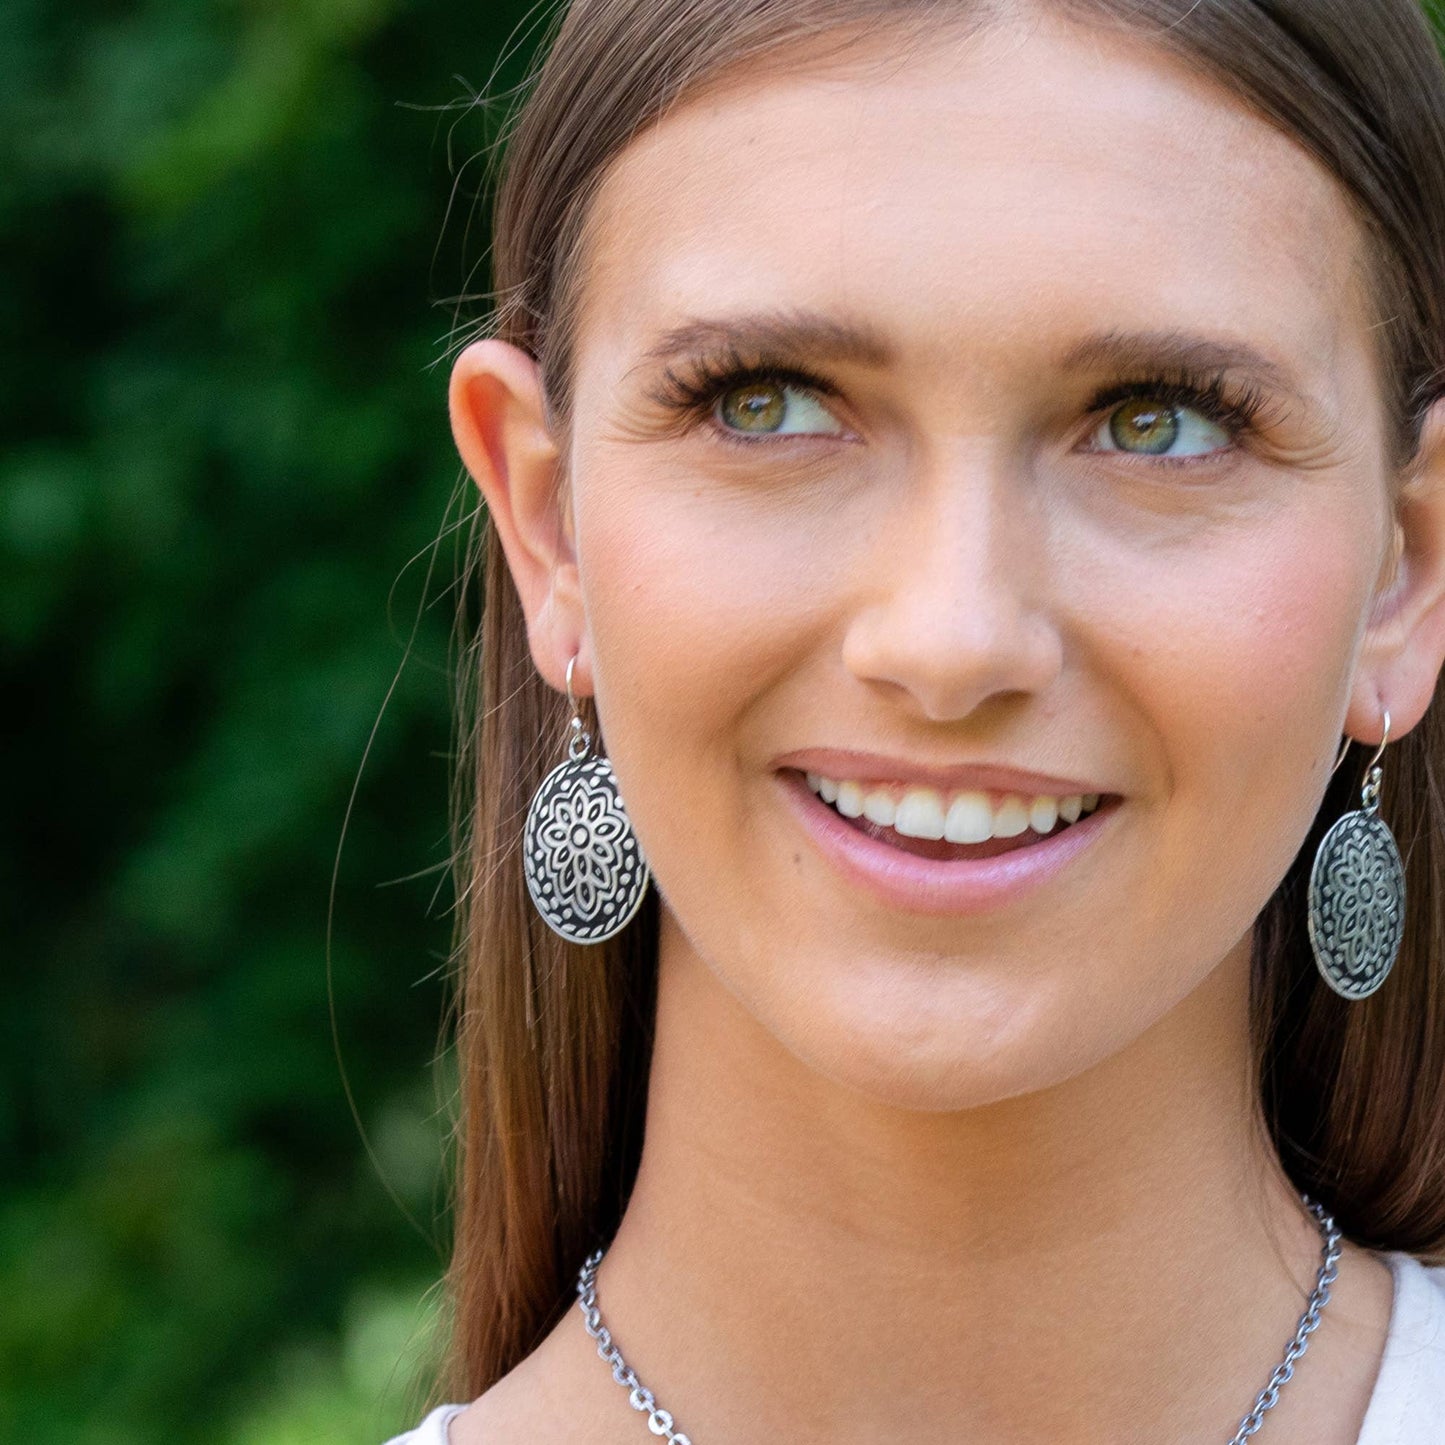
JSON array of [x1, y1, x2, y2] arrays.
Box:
[[792, 769, 1117, 863]]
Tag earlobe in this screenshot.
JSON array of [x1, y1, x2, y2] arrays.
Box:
[[448, 338, 585, 694], [1348, 396, 1445, 742]]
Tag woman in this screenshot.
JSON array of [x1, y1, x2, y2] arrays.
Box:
[[394, 0, 1445, 1438]]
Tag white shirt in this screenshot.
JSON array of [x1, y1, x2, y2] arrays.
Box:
[[386, 1251, 1445, 1444]]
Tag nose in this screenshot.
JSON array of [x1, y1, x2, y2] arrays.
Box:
[[840, 440, 1064, 721]]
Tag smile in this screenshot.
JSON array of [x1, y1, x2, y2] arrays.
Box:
[[805, 772, 1103, 853], [782, 769, 1120, 914]]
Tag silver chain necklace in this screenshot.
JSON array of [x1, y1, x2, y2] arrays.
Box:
[[575, 1195, 1341, 1444]]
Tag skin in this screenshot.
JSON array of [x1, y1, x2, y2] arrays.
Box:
[[447, 10, 1445, 1443]]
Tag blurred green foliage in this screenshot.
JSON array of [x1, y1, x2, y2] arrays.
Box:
[[1, 0, 540, 1438]]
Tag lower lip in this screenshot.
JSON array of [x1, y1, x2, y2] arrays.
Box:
[[779, 771, 1118, 917]]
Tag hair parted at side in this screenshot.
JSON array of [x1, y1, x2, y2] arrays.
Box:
[[441, 0, 1445, 1403]]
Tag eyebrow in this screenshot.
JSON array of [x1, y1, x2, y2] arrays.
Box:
[[1057, 328, 1308, 400], [631, 307, 895, 372], [631, 309, 1311, 402]]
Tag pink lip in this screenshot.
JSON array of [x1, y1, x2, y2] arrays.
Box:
[[773, 747, 1110, 798], [778, 770, 1117, 916]]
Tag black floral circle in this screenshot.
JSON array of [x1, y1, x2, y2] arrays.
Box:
[[1307, 811, 1405, 1000], [523, 755, 650, 944]]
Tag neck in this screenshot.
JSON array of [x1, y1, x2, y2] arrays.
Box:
[[591, 919, 1376, 1443]]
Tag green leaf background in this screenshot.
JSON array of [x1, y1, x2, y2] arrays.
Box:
[[2, 1, 538, 1439]]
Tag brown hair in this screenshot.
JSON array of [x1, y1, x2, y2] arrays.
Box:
[[441, 0, 1445, 1403]]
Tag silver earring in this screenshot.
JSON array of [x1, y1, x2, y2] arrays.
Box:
[[1307, 711, 1405, 1000], [522, 657, 650, 945]]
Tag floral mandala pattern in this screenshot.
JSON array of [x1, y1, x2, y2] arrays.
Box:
[[524, 755, 650, 944], [1307, 810, 1405, 1000]]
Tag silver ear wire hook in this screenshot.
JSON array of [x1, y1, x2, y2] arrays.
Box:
[[565, 654, 579, 715], [1360, 708, 1391, 814], [1329, 708, 1392, 779], [1367, 709, 1392, 773], [564, 654, 591, 761]]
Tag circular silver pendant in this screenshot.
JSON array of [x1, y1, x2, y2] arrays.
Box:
[[523, 754, 650, 945], [1307, 809, 1405, 1000]]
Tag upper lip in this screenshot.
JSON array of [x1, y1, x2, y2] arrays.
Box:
[[774, 747, 1114, 798]]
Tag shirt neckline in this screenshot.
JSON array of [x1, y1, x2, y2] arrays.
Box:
[[1355, 1250, 1441, 1443]]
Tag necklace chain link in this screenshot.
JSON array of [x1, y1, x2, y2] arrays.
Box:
[[575, 1195, 1342, 1444]]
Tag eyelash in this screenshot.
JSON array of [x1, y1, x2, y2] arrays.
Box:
[[647, 346, 841, 441], [646, 346, 1274, 457]]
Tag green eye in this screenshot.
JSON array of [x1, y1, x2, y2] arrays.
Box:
[[716, 380, 843, 436], [1096, 397, 1230, 457]]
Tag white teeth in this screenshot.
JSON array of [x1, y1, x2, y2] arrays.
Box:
[[894, 788, 946, 840], [1029, 796, 1059, 834], [944, 790, 993, 844], [992, 795, 1030, 838], [805, 771, 1106, 841], [862, 789, 897, 826]]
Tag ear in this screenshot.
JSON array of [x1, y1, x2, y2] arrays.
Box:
[[1347, 396, 1445, 745], [448, 338, 587, 696]]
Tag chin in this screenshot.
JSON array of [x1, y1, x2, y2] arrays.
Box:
[[760, 958, 1131, 1114]]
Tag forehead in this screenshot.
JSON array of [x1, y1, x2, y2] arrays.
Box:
[[575, 11, 1371, 384]]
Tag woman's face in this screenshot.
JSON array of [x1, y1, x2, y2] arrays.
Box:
[[527, 15, 1412, 1106]]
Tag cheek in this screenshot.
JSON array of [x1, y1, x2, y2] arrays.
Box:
[[576, 465, 842, 735], [572, 467, 831, 887], [1070, 502, 1373, 940]]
